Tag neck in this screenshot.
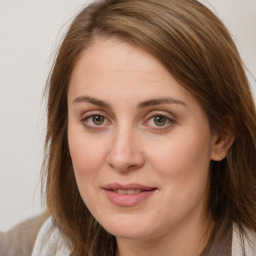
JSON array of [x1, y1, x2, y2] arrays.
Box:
[[116, 212, 214, 256]]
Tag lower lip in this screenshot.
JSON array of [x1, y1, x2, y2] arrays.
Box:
[[103, 189, 156, 207]]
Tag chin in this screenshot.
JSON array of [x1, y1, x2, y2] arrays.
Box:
[[99, 215, 158, 240], [107, 227, 154, 240]]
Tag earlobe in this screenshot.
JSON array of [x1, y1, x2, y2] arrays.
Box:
[[210, 130, 235, 161]]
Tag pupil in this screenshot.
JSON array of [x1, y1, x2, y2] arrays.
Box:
[[93, 115, 104, 125], [154, 116, 166, 126]]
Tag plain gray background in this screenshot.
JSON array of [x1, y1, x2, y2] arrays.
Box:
[[0, 0, 255, 231]]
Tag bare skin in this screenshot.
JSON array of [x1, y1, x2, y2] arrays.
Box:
[[67, 37, 232, 256]]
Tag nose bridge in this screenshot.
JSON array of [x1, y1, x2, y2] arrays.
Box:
[[107, 122, 144, 171], [114, 123, 133, 152]]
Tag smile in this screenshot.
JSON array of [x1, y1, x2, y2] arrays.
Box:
[[102, 183, 157, 207], [114, 189, 142, 195]]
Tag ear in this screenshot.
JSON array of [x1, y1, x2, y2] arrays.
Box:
[[210, 117, 235, 161]]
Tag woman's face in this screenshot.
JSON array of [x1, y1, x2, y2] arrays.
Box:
[[67, 38, 218, 241]]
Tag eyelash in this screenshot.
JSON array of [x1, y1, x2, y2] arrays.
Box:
[[80, 112, 175, 130], [145, 113, 175, 129], [81, 113, 110, 129]]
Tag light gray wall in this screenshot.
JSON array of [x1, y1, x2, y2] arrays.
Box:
[[0, 0, 92, 231], [0, 0, 255, 231]]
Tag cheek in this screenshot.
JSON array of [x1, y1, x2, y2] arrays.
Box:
[[147, 130, 212, 223], [147, 127, 213, 198], [68, 126, 107, 181]]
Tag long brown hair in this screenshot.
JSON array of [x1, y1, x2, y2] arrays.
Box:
[[42, 0, 256, 255]]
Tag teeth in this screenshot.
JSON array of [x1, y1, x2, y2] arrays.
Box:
[[115, 189, 141, 195], [127, 189, 141, 195], [117, 189, 126, 194]]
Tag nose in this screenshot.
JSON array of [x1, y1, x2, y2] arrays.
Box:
[[106, 127, 145, 172]]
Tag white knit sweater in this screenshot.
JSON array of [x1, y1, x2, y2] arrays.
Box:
[[32, 217, 256, 256]]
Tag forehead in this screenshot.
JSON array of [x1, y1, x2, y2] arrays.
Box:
[[72, 37, 166, 78], [68, 38, 187, 97]]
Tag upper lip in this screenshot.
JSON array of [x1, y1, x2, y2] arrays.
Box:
[[102, 183, 157, 191]]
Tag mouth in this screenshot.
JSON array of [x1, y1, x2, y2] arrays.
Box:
[[102, 183, 157, 207], [113, 189, 145, 195]]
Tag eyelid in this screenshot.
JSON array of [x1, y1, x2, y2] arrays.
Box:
[[145, 110, 175, 120], [81, 109, 111, 119]]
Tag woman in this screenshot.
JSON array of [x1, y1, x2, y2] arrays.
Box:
[[32, 0, 256, 255]]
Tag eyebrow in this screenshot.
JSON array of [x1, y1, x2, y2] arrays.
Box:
[[138, 98, 187, 108], [72, 96, 187, 108], [72, 96, 110, 108]]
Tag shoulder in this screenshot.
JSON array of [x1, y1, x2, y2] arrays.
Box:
[[31, 216, 71, 256], [232, 223, 256, 256], [0, 214, 46, 256]]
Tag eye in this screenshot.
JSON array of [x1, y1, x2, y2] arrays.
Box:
[[153, 115, 168, 126], [81, 114, 108, 127], [90, 115, 105, 125], [146, 113, 175, 129]]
